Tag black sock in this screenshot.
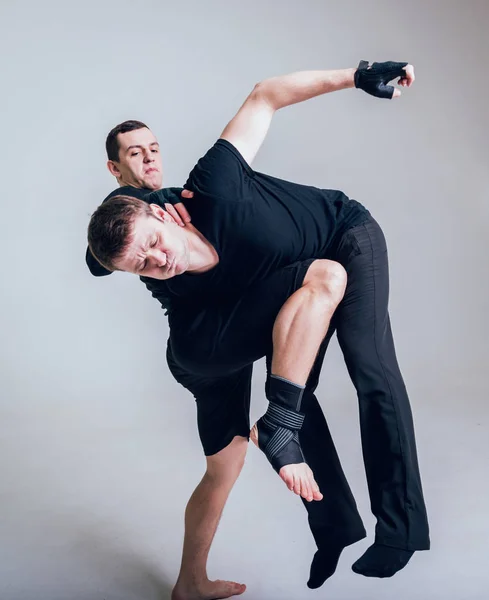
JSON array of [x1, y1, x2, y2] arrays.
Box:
[[352, 543, 414, 578], [307, 544, 345, 589]]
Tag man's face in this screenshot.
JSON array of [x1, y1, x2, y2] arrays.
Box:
[[114, 205, 190, 280], [108, 128, 163, 190]]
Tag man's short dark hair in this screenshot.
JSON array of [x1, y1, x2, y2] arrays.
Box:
[[87, 195, 153, 271], [105, 120, 148, 162]]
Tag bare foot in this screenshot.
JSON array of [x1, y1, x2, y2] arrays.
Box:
[[250, 423, 323, 502], [172, 578, 246, 600], [279, 463, 323, 502]]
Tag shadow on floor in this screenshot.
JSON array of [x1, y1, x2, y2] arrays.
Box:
[[71, 518, 174, 600]]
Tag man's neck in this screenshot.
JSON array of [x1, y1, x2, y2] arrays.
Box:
[[185, 224, 219, 273]]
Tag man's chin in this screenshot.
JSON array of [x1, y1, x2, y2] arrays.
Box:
[[143, 176, 162, 190]]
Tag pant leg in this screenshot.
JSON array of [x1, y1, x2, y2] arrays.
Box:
[[266, 329, 366, 548], [334, 216, 430, 551]]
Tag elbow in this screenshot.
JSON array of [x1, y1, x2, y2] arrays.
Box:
[[251, 80, 278, 111]]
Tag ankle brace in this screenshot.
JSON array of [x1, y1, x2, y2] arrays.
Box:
[[257, 375, 306, 472]]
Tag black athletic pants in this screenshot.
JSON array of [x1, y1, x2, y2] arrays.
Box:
[[167, 215, 430, 551]]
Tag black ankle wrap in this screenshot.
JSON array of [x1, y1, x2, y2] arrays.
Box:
[[257, 401, 306, 472], [262, 402, 305, 457]]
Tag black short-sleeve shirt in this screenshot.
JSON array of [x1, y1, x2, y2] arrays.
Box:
[[142, 139, 370, 312]]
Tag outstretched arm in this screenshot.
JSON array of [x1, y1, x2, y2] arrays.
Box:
[[220, 62, 414, 166]]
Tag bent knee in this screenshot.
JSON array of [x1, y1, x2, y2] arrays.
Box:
[[205, 435, 248, 484], [303, 259, 347, 303]]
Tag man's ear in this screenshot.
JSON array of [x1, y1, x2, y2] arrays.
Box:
[[107, 160, 121, 178], [149, 203, 168, 221]]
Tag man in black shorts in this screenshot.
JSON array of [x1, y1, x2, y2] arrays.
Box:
[[86, 117, 351, 596], [87, 60, 430, 598]]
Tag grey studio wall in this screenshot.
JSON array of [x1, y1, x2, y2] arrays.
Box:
[[1, 1, 488, 599]]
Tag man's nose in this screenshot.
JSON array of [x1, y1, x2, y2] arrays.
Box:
[[143, 150, 154, 162], [148, 249, 166, 268]]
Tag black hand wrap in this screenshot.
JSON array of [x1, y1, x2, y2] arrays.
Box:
[[354, 60, 408, 99]]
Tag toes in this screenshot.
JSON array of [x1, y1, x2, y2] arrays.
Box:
[[312, 482, 323, 501], [299, 475, 306, 498], [293, 474, 301, 496], [298, 469, 313, 500], [215, 580, 246, 598], [280, 465, 321, 501], [309, 469, 316, 502], [302, 476, 313, 502], [228, 582, 246, 596], [310, 475, 323, 501]]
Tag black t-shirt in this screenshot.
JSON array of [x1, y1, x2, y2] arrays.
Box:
[[142, 139, 370, 313]]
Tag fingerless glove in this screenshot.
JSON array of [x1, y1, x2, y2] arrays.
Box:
[[354, 60, 408, 99]]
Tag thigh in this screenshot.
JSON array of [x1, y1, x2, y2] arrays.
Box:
[[167, 341, 254, 456], [169, 259, 316, 378], [335, 217, 391, 359]]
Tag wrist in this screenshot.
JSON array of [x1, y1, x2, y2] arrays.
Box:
[[345, 67, 356, 88]]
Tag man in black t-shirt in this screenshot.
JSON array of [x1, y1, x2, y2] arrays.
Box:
[[85, 118, 193, 278], [87, 118, 351, 592], [87, 61, 430, 596]]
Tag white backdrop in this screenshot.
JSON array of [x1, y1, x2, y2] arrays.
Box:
[[1, 1, 488, 599]]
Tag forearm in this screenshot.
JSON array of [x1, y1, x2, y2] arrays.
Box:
[[257, 68, 356, 110]]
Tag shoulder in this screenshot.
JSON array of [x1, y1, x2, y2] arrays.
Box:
[[146, 187, 184, 207], [201, 138, 253, 173], [103, 185, 151, 202], [104, 186, 184, 208], [185, 139, 254, 199], [98, 186, 153, 209], [214, 139, 254, 174]]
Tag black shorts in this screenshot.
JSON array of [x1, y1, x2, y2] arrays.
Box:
[[166, 259, 316, 456]]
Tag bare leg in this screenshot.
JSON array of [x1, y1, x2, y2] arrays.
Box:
[[270, 259, 346, 382], [172, 436, 248, 600], [250, 259, 346, 502]]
